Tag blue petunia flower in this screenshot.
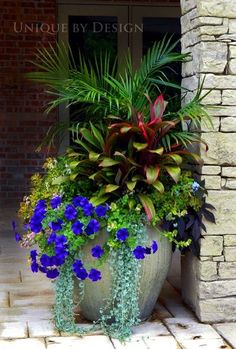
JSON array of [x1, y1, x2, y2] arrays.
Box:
[[64, 204, 77, 221], [55, 235, 67, 247], [133, 246, 146, 259], [152, 240, 158, 254], [35, 199, 46, 210], [75, 267, 88, 280], [50, 195, 62, 209], [73, 196, 85, 207], [83, 203, 94, 216], [39, 266, 47, 273], [145, 247, 152, 255], [31, 262, 39, 273], [15, 232, 22, 242], [40, 254, 54, 267], [48, 219, 63, 232], [30, 250, 38, 261], [72, 221, 84, 235], [53, 256, 65, 266], [55, 246, 68, 259], [88, 268, 102, 282], [95, 205, 108, 218], [85, 219, 100, 236], [116, 228, 129, 242], [192, 181, 200, 193], [46, 268, 59, 279], [91, 245, 104, 259], [47, 232, 57, 245], [72, 259, 84, 273], [29, 221, 42, 234]]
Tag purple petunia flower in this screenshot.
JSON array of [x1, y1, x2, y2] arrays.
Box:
[[145, 247, 152, 255], [15, 232, 22, 242], [133, 246, 146, 259], [30, 249, 38, 261], [88, 268, 102, 282], [64, 204, 77, 221], [91, 245, 104, 259], [46, 268, 59, 279], [31, 262, 39, 273], [48, 219, 63, 232], [55, 246, 68, 259], [151, 240, 158, 254], [35, 199, 46, 211], [29, 221, 42, 234], [73, 196, 86, 207], [72, 221, 84, 235], [95, 205, 108, 218], [85, 219, 100, 236], [83, 203, 94, 216], [40, 254, 54, 267], [72, 259, 84, 273], [55, 235, 67, 247], [116, 228, 129, 242], [49, 255, 64, 266], [47, 232, 57, 245], [39, 266, 47, 273], [50, 195, 62, 209], [75, 267, 88, 280]]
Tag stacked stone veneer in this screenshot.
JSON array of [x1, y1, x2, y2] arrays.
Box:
[[181, 0, 236, 322]]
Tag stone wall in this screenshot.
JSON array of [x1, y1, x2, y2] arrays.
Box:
[[181, 0, 236, 322]]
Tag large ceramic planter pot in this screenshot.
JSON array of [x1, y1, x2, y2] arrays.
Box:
[[74, 225, 172, 321]]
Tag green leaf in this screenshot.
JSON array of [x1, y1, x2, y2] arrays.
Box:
[[138, 194, 156, 221], [152, 180, 164, 193], [81, 128, 100, 148], [126, 181, 137, 191], [90, 196, 109, 206], [90, 122, 105, 148], [164, 165, 181, 182], [52, 176, 67, 185], [104, 184, 119, 193], [133, 142, 148, 151], [120, 126, 132, 133], [145, 165, 160, 184], [89, 152, 101, 161], [148, 147, 164, 155], [99, 157, 120, 167], [166, 154, 183, 165], [69, 160, 80, 169]]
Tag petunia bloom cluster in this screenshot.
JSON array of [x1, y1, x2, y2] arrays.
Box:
[[14, 195, 159, 283]]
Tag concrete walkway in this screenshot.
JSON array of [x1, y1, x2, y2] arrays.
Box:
[[0, 208, 235, 349]]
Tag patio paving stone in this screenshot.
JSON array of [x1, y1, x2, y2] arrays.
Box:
[[0, 338, 46, 349], [164, 318, 232, 349], [0, 292, 9, 307], [214, 323, 236, 348], [46, 336, 114, 349], [28, 320, 60, 337], [0, 322, 28, 339]]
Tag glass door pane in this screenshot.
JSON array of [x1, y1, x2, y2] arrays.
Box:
[[58, 5, 129, 150]]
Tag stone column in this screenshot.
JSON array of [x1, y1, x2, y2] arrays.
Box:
[[181, 0, 236, 322]]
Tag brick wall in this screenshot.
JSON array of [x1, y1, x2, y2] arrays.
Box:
[[0, 0, 179, 207], [0, 0, 57, 206]]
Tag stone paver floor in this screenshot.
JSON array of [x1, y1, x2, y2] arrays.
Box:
[[0, 208, 235, 348]]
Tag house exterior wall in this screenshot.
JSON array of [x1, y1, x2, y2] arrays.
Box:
[[181, 0, 236, 322], [0, 0, 57, 206]]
